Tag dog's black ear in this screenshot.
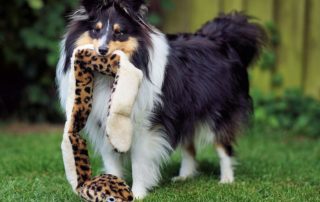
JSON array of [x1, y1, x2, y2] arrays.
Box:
[[115, 0, 152, 32], [116, 0, 148, 17], [138, 3, 148, 17], [81, 0, 101, 12]]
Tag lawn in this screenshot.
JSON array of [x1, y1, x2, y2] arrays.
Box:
[[0, 126, 319, 202]]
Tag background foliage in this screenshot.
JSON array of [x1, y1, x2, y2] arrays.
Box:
[[253, 89, 320, 138], [0, 0, 77, 122]]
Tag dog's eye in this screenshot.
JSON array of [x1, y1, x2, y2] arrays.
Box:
[[91, 28, 101, 35], [114, 29, 124, 36]]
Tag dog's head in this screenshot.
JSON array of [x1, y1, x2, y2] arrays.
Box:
[[64, 0, 152, 74], [78, 0, 150, 55]]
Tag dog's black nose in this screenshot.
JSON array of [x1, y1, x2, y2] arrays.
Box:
[[98, 47, 108, 55]]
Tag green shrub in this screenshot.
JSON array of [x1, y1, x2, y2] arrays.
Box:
[[0, 0, 77, 122], [253, 89, 320, 137]]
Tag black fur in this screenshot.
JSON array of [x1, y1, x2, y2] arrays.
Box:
[[151, 13, 265, 147], [64, 20, 90, 73], [81, 0, 101, 12]]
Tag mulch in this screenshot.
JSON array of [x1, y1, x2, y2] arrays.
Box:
[[0, 122, 63, 135]]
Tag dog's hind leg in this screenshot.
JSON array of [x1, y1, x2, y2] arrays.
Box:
[[172, 142, 198, 182], [215, 142, 235, 183]]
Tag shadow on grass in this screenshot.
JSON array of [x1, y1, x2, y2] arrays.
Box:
[[159, 159, 220, 186]]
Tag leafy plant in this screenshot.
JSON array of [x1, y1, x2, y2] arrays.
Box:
[[258, 21, 283, 88], [0, 0, 77, 122], [253, 89, 320, 137], [147, 0, 175, 26]]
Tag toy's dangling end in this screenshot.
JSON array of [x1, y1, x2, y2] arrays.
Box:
[[106, 50, 143, 153]]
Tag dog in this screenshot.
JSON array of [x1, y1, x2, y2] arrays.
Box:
[[56, 0, 265, 199]]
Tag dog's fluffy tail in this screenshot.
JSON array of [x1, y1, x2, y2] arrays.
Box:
[[197, 12, 266, 68]]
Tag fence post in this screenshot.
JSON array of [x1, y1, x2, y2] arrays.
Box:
[[304, 0, 320, 99], [275, 0, 307, 93], [245, 0, 275, 93]]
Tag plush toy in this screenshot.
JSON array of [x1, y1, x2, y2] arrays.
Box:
[[61, 46, 143, 202]]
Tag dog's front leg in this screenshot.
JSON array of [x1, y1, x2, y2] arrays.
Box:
[[130, 126, 172, 199]]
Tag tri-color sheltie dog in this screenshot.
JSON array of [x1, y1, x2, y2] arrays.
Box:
[[56, 0, 265, 199]]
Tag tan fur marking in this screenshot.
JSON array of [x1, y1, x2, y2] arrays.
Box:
[[108, 37, 139, 57], [186, 143, 196, 157], [76, 32, 94, 47], [113, 24, 121, 33], [96, 22, 103, 30]]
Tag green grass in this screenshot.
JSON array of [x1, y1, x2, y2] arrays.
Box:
[[0, 127, 319, 202]]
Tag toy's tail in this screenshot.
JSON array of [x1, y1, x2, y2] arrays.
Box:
[[197, 12, 266, 68]]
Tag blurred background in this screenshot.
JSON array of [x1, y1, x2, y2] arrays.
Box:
[[0, 0, 320, 137]]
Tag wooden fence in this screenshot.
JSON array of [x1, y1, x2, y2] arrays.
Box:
[[162, 0, 320, 99]]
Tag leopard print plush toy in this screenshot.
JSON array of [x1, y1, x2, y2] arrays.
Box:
[[61, 46, 142, 202]]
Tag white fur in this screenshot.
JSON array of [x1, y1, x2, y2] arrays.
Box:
[[195, 122, 215, 150], [56, 39, 68, 109], [99, 143, 124, 177], [216, 146, 235, 183], [69, 8, 89, 21], [99, 20, 110, 49], [179, 149, 197, 178]]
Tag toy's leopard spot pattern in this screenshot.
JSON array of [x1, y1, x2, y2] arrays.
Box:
[[69, 133, 91, 185], [67, 49, 134, 202], [75, 49, 120, 77], [71, 49, 121, 134]]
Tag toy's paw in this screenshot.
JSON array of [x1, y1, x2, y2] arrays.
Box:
[[107, 114, 133, 153], [111, 50, 139, 73], [108, 53, 121, 69], [112, 50, 129, 63]]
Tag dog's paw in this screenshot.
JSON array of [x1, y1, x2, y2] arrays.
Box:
[[171, 176, 188, 182], [132, 186, 148, 200], [219, 175, 234, 184], [172, 172, 198, 182]]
